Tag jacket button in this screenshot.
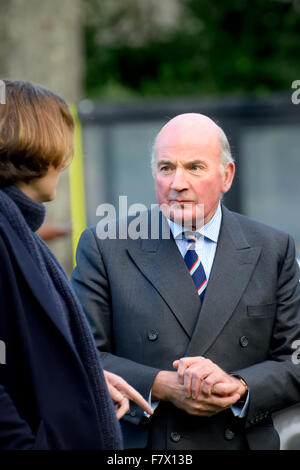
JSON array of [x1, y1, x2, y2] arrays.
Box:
[[170, 432, 181, 443], [130, 410, 136, 417], [224, 428, 235, 440], [239, 336, 249, 347], [148, 330, 158, 341]]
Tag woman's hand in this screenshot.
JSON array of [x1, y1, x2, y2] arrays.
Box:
[[104, 370, 154, 419]]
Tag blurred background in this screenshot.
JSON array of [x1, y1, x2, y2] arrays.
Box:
[[1, 0, 300, 271], [1, 0, 300, 449]]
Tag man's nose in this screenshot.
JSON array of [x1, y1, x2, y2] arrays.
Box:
[[170, 168, 189, 191]]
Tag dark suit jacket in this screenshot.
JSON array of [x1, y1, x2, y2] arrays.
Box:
[[72, 205, 300, 450], [0, 212, 114, 450]]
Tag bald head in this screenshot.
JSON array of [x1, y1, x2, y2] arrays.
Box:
[[157, 113, 220, 150], [151, 113, 233, 175]]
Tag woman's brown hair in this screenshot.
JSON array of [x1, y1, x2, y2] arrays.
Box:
[[0, 79, 74, 186]]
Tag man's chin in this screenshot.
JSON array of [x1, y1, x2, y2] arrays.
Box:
[[160, 203, 203, 229]]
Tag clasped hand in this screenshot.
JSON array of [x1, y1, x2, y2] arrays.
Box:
[[152, 356, 246, 417], [172, 356, 245, 416]]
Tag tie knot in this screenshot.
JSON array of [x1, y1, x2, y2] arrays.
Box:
[[184, 231, 198, 245]]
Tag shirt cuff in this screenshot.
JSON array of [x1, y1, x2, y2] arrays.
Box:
[[143, 388, 159, 418], [231, 390, 250, 418]]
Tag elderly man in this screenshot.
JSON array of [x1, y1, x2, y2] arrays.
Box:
[[72, 113, 300, 450]]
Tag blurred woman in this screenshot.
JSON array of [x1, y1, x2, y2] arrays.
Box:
[[0, 79, 152, 450]]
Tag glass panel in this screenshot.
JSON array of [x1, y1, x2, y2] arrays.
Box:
[[240, 125, 300, 257], [81, 125, 107, 226], [110, 121, 164, 214]]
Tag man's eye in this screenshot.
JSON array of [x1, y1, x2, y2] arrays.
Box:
[[160, 166, 171, 172], [190, 164, 206, 171]]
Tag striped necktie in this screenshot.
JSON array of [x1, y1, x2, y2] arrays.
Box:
[[184, 235, 207, 301]]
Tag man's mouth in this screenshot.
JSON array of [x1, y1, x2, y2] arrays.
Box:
[[168, 200, 194, 205]]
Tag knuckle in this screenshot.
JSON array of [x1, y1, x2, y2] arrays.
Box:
[[204, 376, 213, 385]]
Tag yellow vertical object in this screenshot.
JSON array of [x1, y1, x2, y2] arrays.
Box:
[[69, 104, 87, 267]]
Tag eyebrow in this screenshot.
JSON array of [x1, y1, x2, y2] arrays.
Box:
[[157, 159, 173, 166], [157, 159, 207, 166]]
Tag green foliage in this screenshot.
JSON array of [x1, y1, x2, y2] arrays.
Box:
[[83, 0, 300, 100]]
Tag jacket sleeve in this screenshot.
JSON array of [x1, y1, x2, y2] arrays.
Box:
[[0, 231, 36, 449], [234, 234, 300, 428], [71, 228, 160, 424]]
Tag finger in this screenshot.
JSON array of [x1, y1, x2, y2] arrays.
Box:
[[211, 392, 241, 409], [115, 397, 130, 419], [103, 370, 125, 388], [117, 382, 153, 415], [185, 363, 211, 398], [106, 372, 153, 415], [107, 383, 124, 403], [201, 372, 221, 396], [213, 381, 240, 396], [191, 372, 202, 400], [202, 370, 228, 396], [176, 357, 205, 382], [177, 360, 190, 385], [183, 369, 193, 398], [173, 360, 179, 370]]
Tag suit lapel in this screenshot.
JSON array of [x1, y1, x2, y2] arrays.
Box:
[[126, 210, 201, 338], [185, 207, 262, 357]]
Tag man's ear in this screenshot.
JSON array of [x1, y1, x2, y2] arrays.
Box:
[[221, 162, 235, 194]]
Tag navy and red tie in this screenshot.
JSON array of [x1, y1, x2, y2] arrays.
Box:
[[184, 236, 207, 301]]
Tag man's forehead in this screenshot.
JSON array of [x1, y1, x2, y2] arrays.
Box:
[[156, 148, 208, 158], [156, 115, 220, 150], [155, 137, 221, 157]]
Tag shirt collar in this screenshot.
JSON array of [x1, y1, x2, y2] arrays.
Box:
[[168, 202, 222, 243]]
